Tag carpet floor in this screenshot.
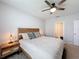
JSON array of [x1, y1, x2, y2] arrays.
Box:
[[6, 52, 27, 59]]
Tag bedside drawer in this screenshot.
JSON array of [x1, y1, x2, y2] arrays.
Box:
[[0, 42, 20, 59], [2, 47, 19, 58]]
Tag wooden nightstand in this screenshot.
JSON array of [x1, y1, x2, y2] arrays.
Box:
[[0, 41, 20, 59]]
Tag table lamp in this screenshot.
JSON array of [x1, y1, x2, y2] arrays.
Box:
[[8, 34, 13, 44]]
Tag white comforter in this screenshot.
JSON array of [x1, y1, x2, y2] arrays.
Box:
[[19, 36, 64, 59]]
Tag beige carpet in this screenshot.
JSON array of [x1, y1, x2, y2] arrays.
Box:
[[6, 52, 27, 59], [65, 44, 79, 59]]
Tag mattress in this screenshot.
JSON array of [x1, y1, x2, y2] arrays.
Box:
[[19, 36, 64, 59]]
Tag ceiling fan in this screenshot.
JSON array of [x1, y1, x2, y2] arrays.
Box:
[[42, 0, 66, 13]]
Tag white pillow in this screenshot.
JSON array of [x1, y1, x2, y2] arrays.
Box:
[[19, 33, 29, 39]]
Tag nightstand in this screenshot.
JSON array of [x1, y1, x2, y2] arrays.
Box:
[[0, 41, 20, 59]]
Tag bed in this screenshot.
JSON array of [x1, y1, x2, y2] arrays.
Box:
[[18, 28, 64, 59]]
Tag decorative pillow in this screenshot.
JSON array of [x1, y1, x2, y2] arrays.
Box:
[[19, 33, 29, 39], [18, 34, 23, 40], [27, 32, 36, 39], [33, 32, 41, 38]]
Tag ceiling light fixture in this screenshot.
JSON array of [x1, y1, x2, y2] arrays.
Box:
[[50, 7, 56, 12]]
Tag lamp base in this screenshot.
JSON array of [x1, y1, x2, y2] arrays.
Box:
[[8, 41, 13, 44]]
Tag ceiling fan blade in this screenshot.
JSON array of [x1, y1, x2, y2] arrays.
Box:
[[42, 8, 50, 12], [45, 0, 52, 7], [57, 7, 65, 10], [58, 0, 66, 5]]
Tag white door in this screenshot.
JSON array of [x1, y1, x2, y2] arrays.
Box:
[[74, 20, 79, 46]]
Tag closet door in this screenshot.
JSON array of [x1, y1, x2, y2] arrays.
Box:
[[74, 20, 79, 46]]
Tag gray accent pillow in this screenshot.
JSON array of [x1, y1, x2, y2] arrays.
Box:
[[27, 32, 36, 39], [33, 32, 41, 38]]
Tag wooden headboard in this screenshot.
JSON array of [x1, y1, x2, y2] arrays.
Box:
[[18, 28, 39, 33], [17, 28, 39, 40]]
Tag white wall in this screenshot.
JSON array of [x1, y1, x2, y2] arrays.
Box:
[[45, 17, 57, 36], [45, 13, 79, 44], [0, 2, 45, 43]]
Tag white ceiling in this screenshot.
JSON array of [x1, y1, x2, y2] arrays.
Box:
[[0, 0, 79, 20]]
